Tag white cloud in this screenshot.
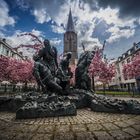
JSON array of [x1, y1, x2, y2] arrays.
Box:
[[3, 29, 63, 58], [33, 8, 51, 24], [15, 0, 104, 49], [33, 1, 136, 48], [4, 29, 44, 58], [6, 29, 43, 47], [31, 29, 44, 38], [0, 0, 15, 27], [14, 0, 138, 46], [107, 26, 135, 43], [51, 24, 65, 34], [3, 0, 139, 55], [50, 38, 62, 46], [93, 7, 136, 43]]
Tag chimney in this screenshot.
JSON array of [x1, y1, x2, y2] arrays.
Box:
[[25, 56, 28, 60], [19, 51, 23, 56], [133, 42, 136, 47], [14, 48, 18, 52], [2, 38, 6, 42]]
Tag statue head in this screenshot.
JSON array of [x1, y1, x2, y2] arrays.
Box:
[[44, 39, 50, 47], [64, 52, 72, 60]]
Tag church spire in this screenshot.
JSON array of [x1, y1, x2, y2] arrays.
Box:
[[66, 8, 75, 32]]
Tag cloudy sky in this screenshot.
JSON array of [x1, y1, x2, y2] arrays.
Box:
[[0, 0, 140, 59]]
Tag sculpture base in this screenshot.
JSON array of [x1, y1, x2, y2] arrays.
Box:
[[16, 94, 77, 119], [0, 89, 140, 119], [90, 94, 140, 114]]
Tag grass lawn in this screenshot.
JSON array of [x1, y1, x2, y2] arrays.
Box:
[[96, 91, 132, 95]]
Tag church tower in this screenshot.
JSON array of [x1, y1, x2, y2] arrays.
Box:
[[64, 9, 78, 65]]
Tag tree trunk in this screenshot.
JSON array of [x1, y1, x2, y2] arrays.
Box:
[[37, 85, 41, 92], [92, 76, 95, 91], [4, 84, 7, 93], [12, 84, 16, 92], [103, 84, 106, 95], [132, 85, 135, 97], [23, 82, 28, 92]]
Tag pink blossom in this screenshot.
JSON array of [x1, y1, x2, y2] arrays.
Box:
[[0, 56, 35, 84], [123, 53, 140, 80], [89, 51, 115, 84]]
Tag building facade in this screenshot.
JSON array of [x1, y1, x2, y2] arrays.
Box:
[[0, 38, 24, 60], [64, 9, 78, 65], [109, 42, 140, 91]]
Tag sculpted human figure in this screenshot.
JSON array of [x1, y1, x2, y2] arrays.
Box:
[[33, 54, 62, 94], [57, 52, 73, 89], [75, 51, 95, 90], [32, 54, 46, 92], [33, 39, 63, 94], [38, 39, 58, 76]]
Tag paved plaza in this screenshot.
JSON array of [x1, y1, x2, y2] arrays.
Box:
[[0, 108, 140, 140]]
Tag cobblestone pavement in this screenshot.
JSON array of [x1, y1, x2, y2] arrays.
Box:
[[0, 109, 140, 140]]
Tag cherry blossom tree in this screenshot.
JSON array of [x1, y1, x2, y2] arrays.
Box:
[[88, 50, 115, 92], [123, 52, 140, 80], [0, 55, 35, 91], [6, 58, 34, 88]]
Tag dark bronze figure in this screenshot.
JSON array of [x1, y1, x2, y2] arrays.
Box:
[[33, 39, 64, 93], [57, 52, 73, 89], [75, 51, 95, 90], [32, 53, 62, 94], [38, 39, 58, 76]]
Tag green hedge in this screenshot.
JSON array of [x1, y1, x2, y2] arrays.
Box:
[[96, 91, 131, 95]]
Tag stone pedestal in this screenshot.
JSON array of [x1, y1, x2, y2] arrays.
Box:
[[0, 90, 140, 119], [16, 95, 77, 119]]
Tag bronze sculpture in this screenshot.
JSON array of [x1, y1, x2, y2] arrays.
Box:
[[1, 39, 140, 119], [33, 40, 73, 93]]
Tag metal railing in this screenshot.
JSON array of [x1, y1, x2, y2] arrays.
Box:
[[0, 84, 37, 95]]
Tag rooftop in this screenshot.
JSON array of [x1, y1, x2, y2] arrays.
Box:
[[117, 42, 140, 62]]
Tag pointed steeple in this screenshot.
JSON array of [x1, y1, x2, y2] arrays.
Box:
[[66, 8, 75, 32]]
